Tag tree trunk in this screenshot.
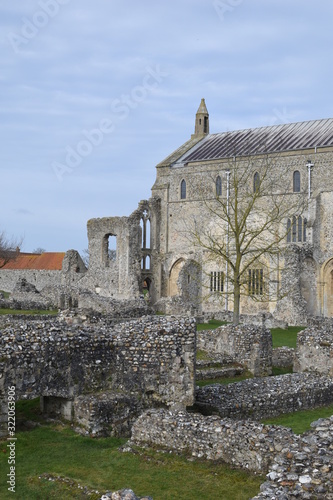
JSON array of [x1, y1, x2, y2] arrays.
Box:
[[233, 278, 241, 325]]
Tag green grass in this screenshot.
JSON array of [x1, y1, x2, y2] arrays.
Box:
[[0, 309, 58, 315], [0, 399, 263, 500], [270, 326, 305, 348], [197, 319, 226, 331], [0, 290, 10, 299], [262, 404, 333, 434]]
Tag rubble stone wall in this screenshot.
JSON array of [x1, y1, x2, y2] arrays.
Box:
[[294, 322, 333, 376], [197, 324, 272, 376], [0, 315, 196, 437], [195, 373, 333, 420]]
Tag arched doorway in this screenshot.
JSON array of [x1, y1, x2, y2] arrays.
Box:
[[169, 259, 185, 296]]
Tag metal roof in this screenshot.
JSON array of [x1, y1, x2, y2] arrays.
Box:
[[1, 252, 65, 270], [181, 118, 333, 163]]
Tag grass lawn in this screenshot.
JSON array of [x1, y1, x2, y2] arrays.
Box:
[[0, 400, 263, 500], [270, 326, 305, 348], [0, 309, 58, 315], [197, 319, 226, 331], [262, 404, 333, 434]]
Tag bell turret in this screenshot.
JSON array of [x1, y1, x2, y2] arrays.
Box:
[[193, 98, 209, 138]]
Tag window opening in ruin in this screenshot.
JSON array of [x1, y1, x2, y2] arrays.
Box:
[[180, 179, 186, 199], [287, 216, 306, 243], [216, 176, 222, 196], [293, 170, 301, 192], [253, 172, 260, 193], [141, 255, 151, 270], [141, 210, 151, 249], [248, 269, 263, 295], [210, 271, 224, 292], [103, 234, 117, 267]]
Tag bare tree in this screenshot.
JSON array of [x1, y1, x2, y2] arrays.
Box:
[[33, 247, 46, 254], [0, 231, 23, 268], [189, 154, 307, 324]]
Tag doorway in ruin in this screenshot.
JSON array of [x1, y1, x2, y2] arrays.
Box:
[[322, 258, 333, 317], [168, 259, 185, 296]]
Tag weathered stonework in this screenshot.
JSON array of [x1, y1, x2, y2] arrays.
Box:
[[0, 315, 196, 437], [128, 409, 333, 498], [197, 324, 272, 376], [195, 373, 333, 420], [294, 320, 333, 375]]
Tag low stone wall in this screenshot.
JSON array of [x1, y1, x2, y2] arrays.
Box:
[[197, 324, 272, 377], [252, 416, 333, 499], [195, 373, 333, 420], [128, 409, 333, 497], [272, 346, 294, 368], [129, 409, 296, 473], [294, 323, 333, 376]]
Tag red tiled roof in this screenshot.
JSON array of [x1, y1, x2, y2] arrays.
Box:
[[0, 252, 65, 270]]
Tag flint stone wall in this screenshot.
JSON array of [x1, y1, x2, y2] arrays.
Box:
[[197, 324, 272, 376], [195, 373, 333, 420], [294, 323, 333, 376], [272, 347, 295, 368], [128, 409, 295, 473], [0, 315, 196, 437], [252, 416, 333, 499]]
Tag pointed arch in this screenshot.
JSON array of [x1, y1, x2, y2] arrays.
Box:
[[253, 172, 260, 193]]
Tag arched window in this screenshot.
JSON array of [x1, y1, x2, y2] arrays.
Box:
[[293, 171, 300, 192], [287, 218, 291, 243], [180, 179, 186, 199], [216, 176, 222, 196], [253, 172, 260, 193]]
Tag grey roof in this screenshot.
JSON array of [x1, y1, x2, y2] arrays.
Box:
[[181, 118, 333, 163]]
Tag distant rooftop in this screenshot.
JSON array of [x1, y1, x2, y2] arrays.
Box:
[[0, 252, 65, 270], [179, 118, 333, 163]]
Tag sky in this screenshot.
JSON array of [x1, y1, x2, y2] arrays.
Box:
[[1, 0, 333, 254]]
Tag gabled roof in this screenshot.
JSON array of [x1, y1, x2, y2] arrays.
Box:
[[173, 118, 333, 165], [0, 252, 65, 270]]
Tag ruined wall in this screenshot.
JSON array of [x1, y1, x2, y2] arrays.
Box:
[[0, 269, 62, 294], [0, 315, 196, 437], [195, 373, 333, 420], [294, 322, 333, 375], [129, 409, 333, 497], [129, 409, 296, 473], [197, 324, 272, 376]]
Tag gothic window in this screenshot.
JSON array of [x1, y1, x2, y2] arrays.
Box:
[[293, 171, 300, 192], [286, 216, 307, 243], [253, 172, 260, 193], [141, 210, 151, 249], [248, 269, 263, 295], [180, 179, 186, 199], [210, 271, 224, 292], [216, 176, 222, 196]]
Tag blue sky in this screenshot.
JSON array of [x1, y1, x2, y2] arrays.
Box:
[[1, 0, 333, 254]]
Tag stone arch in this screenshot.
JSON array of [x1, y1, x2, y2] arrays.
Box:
[[300, 256, 318, 316], [321, 258, 333, 317], [169, 258, 185, 296]]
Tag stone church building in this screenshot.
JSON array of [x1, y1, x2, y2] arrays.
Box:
[[3, 100, 333, 324], [84, 99, 333, 324]]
